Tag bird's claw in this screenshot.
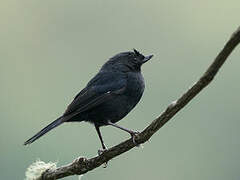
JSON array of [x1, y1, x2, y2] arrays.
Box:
[[102, 162, 108, 168], [98, 148, 108, 168], [98, 148, 107, 156], [130, 131, 140, 147]]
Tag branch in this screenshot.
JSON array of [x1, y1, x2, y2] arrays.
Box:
[[38, 26, 240, 180]]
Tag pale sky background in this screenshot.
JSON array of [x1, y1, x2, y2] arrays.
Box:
[[0, 0, 240, 180]]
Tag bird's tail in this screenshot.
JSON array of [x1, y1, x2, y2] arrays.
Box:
[[24, 117, 63, 145]]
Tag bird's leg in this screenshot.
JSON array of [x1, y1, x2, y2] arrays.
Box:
[[95, 125, 108, 168], [107, 121, 140, 146], [95, 125, 107, 152]]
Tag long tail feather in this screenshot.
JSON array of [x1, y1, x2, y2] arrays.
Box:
[[24, 117, 63, 145]]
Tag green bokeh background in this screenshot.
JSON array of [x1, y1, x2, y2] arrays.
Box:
[[1, 0, 240, 179]]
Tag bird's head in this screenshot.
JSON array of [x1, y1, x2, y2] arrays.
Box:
[[101, 49, 153, 72]]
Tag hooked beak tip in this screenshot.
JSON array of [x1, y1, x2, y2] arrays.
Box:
[[143, 54, 154, 63], [149, 55, 154, 59]]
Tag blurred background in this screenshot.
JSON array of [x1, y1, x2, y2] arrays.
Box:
[[0, 0, 240, 179]]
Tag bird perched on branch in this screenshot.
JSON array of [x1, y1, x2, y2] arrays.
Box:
[[24, 49, 153, 152]]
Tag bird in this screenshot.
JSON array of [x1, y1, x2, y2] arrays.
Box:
[[24, 49, 153, 152]]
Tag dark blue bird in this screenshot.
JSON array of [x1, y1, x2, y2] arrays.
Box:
[[24, 49, 153, 150]]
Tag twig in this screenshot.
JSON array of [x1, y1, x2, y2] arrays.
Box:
[[38, 26, 240, 180]]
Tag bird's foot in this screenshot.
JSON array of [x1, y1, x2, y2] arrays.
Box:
[[102, 162, 108, 168], [98, 148, 107, 156], [129, 131, 140, 147], [98, 148, 108, 168]]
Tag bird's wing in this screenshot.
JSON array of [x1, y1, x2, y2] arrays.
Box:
[[63, 72, 127, 119]]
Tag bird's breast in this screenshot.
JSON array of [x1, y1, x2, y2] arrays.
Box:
[[86, 72, 145, 125], [126, 72, 145, 95], [123, 72, 145, 108]]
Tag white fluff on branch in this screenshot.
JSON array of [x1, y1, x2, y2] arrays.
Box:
[[25, 159, 57, 180]]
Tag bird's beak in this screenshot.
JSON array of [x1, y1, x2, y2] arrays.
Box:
[[142, 55, 153, 63]]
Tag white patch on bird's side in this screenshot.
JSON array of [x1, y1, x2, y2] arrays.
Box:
[[25, 159, 57, 180]]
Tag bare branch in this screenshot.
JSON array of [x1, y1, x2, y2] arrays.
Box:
[[38, 26, 240, 180]]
